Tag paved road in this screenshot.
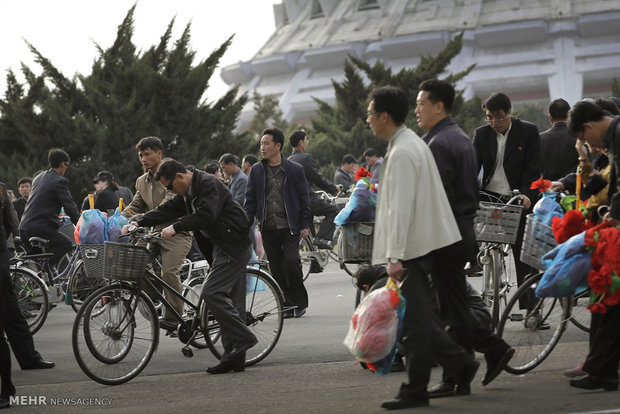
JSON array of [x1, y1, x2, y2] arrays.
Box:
[[8, 262, 620, 413]]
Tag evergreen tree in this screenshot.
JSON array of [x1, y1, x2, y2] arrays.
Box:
[[0, 5, 250, 200]]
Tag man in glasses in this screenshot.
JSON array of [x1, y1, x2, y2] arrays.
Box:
[[122, 136, 192, 331], [19, 149, 80, 267], [472, 92, 541, 291]]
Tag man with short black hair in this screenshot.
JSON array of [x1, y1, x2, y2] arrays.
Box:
[[362, 148, 383, 185], [19, 149, 80, 266], [334, 154, 358, 190], [540, 98, 578, 181], [241, 154, 258, 176], [368, 85, 478, 410], [132, 158, 257, 374], [288, 130, 339, 249], [219, 153, 247, 205], [12, 177, 32, 221], [245, 128, 311, 318]]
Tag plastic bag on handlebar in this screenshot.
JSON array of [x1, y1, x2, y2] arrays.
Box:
[[532, 194, 563, 227], [334, 180, 377, 225], [344, 278, 406, 375], [77, 209, 108, 244]]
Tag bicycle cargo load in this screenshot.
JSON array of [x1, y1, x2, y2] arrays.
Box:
[[474, 202, 522, 244], [104, 242, 150, 281], [339, 222, 374, 262], [520, 214, 557, 271]]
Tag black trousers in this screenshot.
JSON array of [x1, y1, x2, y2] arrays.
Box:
[[0, 252, 14, 394], [20, 229, 73, 267], [583, 305, 620, 379], [400, 256, 472, 394], [202, 245, 256, 361], [261, 229, 308, 309], [309, 197, 338, 242]]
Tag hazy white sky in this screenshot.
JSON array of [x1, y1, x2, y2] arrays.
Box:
[[0, 0, 281, 101]]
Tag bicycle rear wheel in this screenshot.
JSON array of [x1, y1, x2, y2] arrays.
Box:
[[298, 236, 313, 281], [182, 276, 208, 349], [68, 260, 107, 313], [202, 267, 284, 366], [9, 267, 48, 335], [497, 273, 570, 374], [490, 248, 503, 328], [72, 283, 159, 385], [567, 287, 591, 333]]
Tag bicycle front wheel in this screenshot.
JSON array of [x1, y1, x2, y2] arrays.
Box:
[[497, 273, 570, 374], [567, 287, 591, 333], [298, 236, 313, 281], [68, 260, 107, 313], [202, 267, 284, 366], [490, 248, 503, 328], [9, 267, 48, 335], [72, 283, 159, 385]]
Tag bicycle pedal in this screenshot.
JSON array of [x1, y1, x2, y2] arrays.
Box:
[[181, 347, 193, 358], [510, 313, 524, 321]]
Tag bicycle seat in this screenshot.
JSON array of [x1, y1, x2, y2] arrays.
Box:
[[28, 237, 50, 248]]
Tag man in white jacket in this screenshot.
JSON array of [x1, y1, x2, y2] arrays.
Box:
[[368, 86, 478, 410]]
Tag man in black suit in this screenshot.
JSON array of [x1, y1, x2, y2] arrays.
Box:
[[19, 149, 80, 266], [12, 177, 32, 221], [473, 92, 541, 290], [540, 98, 578, 181], [288, 130, 340, 249]]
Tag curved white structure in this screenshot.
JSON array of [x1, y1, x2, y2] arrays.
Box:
[[221, 0, 620, 128]]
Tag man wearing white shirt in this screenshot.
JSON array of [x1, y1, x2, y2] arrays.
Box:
[[368, 86, 478, 410]]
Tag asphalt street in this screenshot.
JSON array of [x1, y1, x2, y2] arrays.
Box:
[[7, 261, 620, 413]]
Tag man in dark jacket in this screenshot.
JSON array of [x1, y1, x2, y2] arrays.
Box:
[[567, 99, 620, 391], [334, 154, 357, 191], [473, 92, 541, 292], [134, 158, 257, 375], [19, 149, 80, 266], [245, 128, 311, 318], [288, 130, 339, 249], [12, 177, 32, 221], [417, 79, 514, 396], [540, 98, 579, 181]]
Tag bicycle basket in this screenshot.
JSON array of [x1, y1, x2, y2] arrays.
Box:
[[474, 202, 522, 244], [103, 242, 150, 281], [80, 244, 105, 279], [520, 214, 558, 271], [59, 222, 77, 246], [339, 222, 374, 263]]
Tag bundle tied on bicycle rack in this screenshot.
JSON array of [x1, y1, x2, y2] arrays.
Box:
[[340, 222, 374, 263], [474, 202, 522, 245], [104, 242, 151, 281]]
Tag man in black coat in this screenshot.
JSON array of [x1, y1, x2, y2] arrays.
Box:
[[288, 130, 339, 249], [473, 92, 541, 291], [540, 98, 579, 181], [12, 177, 32, 221], [19, 149, 80, 266], [134, 158, 257, 374]]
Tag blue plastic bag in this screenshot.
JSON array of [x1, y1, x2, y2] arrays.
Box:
[[107, 208, 129, 242], [335, 180, 377, 226], [78, 209, 108, 244], [536, 232, 591, 298], [532, 195, 564, 227]]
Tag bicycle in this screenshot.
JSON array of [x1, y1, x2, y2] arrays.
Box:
[[497, 210, 593, 374], [72, 227, 284, 385], [298, 189, 349, 280], [473, 190, 523, 329]]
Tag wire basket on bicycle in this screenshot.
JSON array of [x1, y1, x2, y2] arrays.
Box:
[[474, 202, 522, 244]]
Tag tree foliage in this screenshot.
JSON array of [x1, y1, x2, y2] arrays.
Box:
[[0, 4, 250, 200], [308, 33, 475, 177]]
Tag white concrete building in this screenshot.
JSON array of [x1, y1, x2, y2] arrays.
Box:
[[221, 0, 620, 128]]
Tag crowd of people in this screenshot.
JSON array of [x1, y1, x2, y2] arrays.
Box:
[[1, 79, 619, 409]]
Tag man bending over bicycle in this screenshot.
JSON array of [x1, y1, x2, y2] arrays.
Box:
[[131, 158, 257, 375]]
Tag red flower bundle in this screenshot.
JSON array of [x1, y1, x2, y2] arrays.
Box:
[[551, 209, 592, 244], [530, 177, 552, 193], [354, 167, 373, 182], [584, 223, 620, 313]]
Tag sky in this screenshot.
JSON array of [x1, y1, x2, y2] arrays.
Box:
[[0, 0, 281, 102]]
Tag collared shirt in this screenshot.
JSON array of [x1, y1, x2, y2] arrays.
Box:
[[263, 165, 288, 230], [486, 123, 513, 196]]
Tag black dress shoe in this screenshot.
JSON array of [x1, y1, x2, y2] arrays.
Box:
[[483, 348, 515, 386], [0, 398, 10, 409], [455, 360, 480, 395], [381, 396, 429, 410], [0, 384, 16, 408], [313, 238, 333, 250], [294, 307, 307, 318], [428, 382, 456, 398], [24, 359, 55, 370], [283, 309, 294, 319], [570, 375, 619, 391], [206, 357, 245, 374], [228, 337, 258, 360]]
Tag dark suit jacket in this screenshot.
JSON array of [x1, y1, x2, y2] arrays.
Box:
[[19, 169, 80, 236], [540, 122, 579, 181], [12, 198, 26, 221], [288, 150, 338, 198], [473, 117, 541, 200]]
